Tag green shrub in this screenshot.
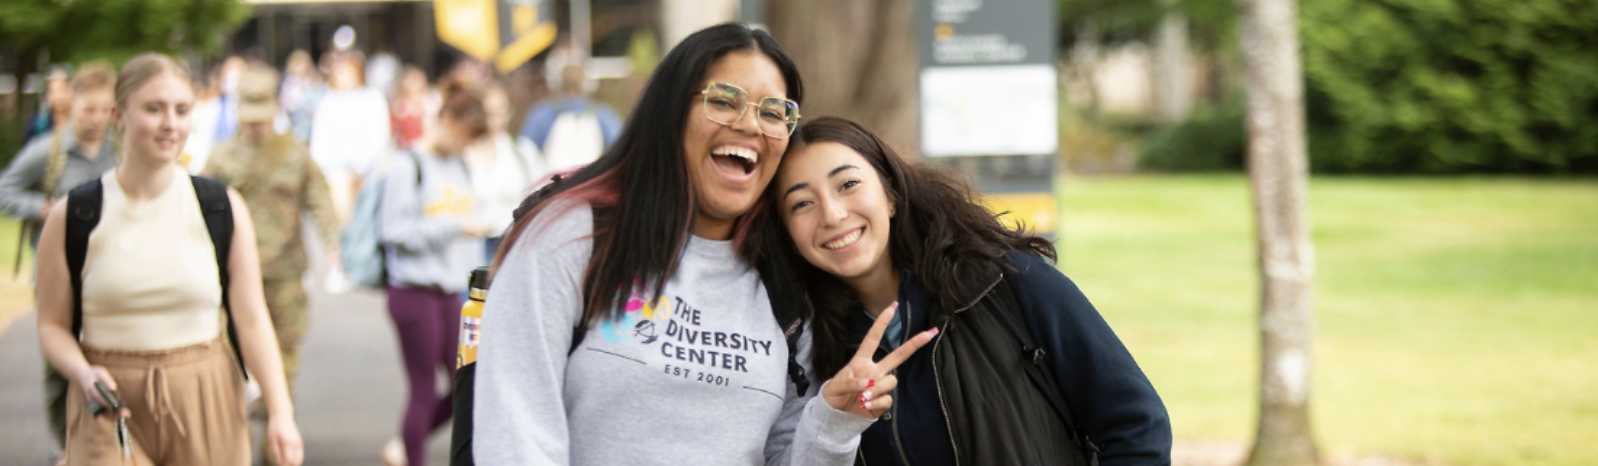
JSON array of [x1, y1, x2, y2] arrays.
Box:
[[1299, 0, 1598, 173], [1138, 98, 1246, 172]]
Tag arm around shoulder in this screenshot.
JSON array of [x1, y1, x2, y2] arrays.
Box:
[[1005, 252, 1172, 466]]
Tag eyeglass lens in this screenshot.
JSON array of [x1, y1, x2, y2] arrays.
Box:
[[703, 83, 798, 137]]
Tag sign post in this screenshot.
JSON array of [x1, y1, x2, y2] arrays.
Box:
[[918, 0, 1059, 234]]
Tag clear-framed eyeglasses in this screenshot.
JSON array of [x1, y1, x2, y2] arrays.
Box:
[[700, 82, 801, 139]]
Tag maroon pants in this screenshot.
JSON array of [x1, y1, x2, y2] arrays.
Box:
[[386, 285, 462, 466]]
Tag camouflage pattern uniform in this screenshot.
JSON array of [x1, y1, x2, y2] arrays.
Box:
[[202, 132, 338, 393]]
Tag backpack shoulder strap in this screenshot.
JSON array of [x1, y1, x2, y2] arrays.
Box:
[[65, 179, 104, 338], [191, 175, 247, 378], [780, 315, 810, 396], [986, 276, 1094, 455]]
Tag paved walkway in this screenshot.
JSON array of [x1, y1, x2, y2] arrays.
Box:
[[0, 289, 456, 465]]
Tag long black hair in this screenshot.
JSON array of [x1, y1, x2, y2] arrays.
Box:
[[493, 23, 808, 328], [773, 117, 1056, 376]]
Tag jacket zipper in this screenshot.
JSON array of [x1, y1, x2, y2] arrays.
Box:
[[890, 299, 914, 466], [930, 274, 1003, 466], [930, 319, 960, 466]]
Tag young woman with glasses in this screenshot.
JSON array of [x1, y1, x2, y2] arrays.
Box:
[[473, 23, 934, 465], [769, 117, 1172, 465]]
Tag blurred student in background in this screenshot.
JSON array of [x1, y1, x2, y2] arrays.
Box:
[[0, 61, 119, 463], [518, 64, 621, 173], [463, 78, 542, 259], [377, 78, 492, 466], [202, 64, 340, 412], [390, 66, 436, 152], [24, 66, 74, 143], [279, 50, 325, 143], [311, 51, 392, 292]]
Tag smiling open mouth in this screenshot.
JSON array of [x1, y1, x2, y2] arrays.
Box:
[[712, 146, 758, 175], [823, 227, 864, 250]]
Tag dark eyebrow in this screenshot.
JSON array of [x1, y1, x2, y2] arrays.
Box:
[[782, 164, 860, 201]]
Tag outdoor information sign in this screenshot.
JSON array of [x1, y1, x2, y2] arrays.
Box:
[[918, 0, 1057, 157], [918, 0, 1059, 234]]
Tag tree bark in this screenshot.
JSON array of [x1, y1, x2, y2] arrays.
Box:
[[1239, 0, 1320, 464], [1154, 0, 1192, 122], [765, 0, 917, 157]]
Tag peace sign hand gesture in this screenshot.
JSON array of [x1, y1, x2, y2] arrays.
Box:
[[821, 302, 940, 419]]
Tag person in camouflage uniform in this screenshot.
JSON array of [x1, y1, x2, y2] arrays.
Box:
[[202, 64, 339, 400]]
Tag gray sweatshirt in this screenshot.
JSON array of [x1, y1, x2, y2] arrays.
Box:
[[474, 201, 874, 465], [0, 129, 119, 221], [379, 150, 484, 293]]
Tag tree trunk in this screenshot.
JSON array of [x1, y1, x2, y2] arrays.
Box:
[[1153, 0, 1192, 122], [1239, 0, 1320, 464], [765, 0, 917, 157]]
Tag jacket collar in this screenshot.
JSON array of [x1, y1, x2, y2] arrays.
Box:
[[946, 259, 1005, 314]]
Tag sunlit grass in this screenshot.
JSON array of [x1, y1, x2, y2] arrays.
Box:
[[1051, 175, 1598, 466]]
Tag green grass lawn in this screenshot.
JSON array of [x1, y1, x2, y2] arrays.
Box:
[[0, 215, 34, 331], [1052, 175, 1598, 466]]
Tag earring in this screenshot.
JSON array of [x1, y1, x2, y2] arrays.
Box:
[[891, 208, 897, 216]]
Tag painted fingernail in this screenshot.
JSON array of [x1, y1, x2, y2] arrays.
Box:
[[864, 401, 872, 410], [863, 391, 873, 401], [867, 379, 876, 388]]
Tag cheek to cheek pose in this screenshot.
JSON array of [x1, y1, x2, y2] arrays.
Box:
[[472, 23, 923, 466]]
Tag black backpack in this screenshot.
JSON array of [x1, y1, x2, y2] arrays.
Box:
[[449, 176, 810, 466], [65, 175, 247, 378]]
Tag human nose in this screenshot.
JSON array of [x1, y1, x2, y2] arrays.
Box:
[[727, 103, 763, 136], [819, 195, 847, 227]]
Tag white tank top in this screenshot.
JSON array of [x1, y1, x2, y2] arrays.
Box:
[[80, 167, 223, 350]]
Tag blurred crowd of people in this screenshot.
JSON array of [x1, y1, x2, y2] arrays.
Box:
[[3, 44, 623, 466]]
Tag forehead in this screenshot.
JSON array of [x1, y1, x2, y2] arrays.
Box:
[[74, 88, 115, 102], [126, 74, 195, 105], [779, 141, 871, 186], [699, 50, 788, 99]]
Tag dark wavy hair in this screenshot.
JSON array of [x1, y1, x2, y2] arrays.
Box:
[[773, 117, 1057, 376], [492, 23, 807, 328]]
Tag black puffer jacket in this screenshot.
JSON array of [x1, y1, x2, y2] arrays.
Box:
[[852, 252, 1171, 466]]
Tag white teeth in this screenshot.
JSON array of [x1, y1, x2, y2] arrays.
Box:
[[711, 146, 758, 164], [823, 228, 863, 250]]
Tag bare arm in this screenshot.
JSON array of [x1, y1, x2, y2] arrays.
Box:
[[35, 199, 129, 416], [224, 188, 305, 466]]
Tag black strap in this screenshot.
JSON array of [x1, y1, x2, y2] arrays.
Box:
[[986, 276, 1097, 458], [191, 176, 247, 378], [65, 179, 104, 339], [63, 177, 246, 379]]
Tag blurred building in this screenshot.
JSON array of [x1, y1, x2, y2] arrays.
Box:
[[229, 0, 658, 79]]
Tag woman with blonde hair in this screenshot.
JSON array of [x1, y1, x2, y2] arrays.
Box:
[[35, 53, 304, 466]]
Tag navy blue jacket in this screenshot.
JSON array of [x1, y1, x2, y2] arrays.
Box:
[[851, 252, 1172, 466]]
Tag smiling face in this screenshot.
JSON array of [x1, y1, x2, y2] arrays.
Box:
[[776, 141, 897, 286], [682, 50, 791, 240], [115, 73, 193, 164]]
